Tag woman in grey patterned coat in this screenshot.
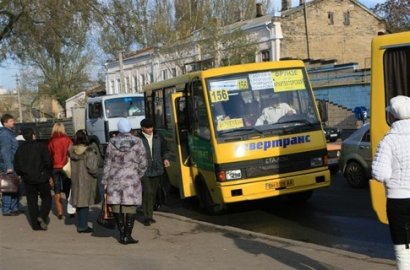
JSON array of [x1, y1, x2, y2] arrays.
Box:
[[102, 118, 147, 245]]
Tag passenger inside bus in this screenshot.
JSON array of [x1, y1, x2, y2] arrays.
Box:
[[211, 92, 262, 128], [255, 94, 296, 126], [128, 102, 141, 116]]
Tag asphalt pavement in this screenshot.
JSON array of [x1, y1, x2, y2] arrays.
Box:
[[0, 201, 395, 270]]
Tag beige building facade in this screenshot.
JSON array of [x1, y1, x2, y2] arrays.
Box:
[[280, 0, 386, 68]]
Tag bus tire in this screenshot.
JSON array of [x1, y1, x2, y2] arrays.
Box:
[[194, 177, 226, 215], [287, 190, 313, 203]]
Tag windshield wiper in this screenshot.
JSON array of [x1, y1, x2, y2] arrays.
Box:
[[278, 119, 317, 127], [219, 127, 262, 135]]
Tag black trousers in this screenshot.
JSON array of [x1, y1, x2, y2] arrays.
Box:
[[142, 176, 160, 219], [387, 198, 410, 246], [24, 182, 52, 229]]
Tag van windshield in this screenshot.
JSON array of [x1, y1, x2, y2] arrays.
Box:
[[104, 97, 145, 118], [206, 68, 321, 137]]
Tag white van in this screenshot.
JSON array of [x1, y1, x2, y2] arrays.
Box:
[[85, 93, 145, 150]]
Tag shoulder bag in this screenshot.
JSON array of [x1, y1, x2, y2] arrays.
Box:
[[97, 193, 115, 229], [0, 173, 20, 193], [62, 159, 71, 179]]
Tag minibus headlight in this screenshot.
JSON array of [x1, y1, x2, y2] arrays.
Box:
[[225, 169, 242, 180], [311, 157, 323, 167]]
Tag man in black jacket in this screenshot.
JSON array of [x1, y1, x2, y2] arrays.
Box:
[[139, 118, 170, 226], [14, 128, 52, 230]]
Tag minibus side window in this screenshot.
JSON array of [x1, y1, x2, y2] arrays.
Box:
[[383, 47, 410, 105]]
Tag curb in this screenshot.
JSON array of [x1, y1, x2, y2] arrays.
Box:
[[155, 211, 395, 267]]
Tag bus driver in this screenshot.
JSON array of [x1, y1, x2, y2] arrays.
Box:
[[255, 94, 295, 126]]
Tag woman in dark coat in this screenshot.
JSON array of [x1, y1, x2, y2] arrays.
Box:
[[102, 118, 147, 244], [69, 130, 99, 233]]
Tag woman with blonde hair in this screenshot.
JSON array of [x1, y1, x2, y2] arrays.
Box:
[[48, 122, 72, 219]]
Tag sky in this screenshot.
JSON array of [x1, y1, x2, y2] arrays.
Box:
[[0, 0, 386, 91]]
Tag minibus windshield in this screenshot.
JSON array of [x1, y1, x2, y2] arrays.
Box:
[[206, 68, 321, 137]]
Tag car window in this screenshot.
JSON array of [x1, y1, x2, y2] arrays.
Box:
[[361, 130, 370, 143]]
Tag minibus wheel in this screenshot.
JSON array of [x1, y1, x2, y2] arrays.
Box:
[[195, 177, 226, 215]]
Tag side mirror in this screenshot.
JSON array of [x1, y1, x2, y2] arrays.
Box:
[[317, 100, 328, 122]]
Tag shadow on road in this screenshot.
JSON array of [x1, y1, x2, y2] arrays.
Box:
[[223, 232, 332, 270]]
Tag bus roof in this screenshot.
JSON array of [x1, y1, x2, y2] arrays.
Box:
[[88, 93, 144, 102], [143, 60, 306, 93]]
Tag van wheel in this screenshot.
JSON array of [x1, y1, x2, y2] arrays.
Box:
[[195, 177, 226, 215], [287, 190, 313, 202], [345, 161, 368, 188]]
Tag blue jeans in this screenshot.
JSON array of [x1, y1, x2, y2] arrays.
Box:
[[76, 207, 89, 231], [2, 192, 19, 214]]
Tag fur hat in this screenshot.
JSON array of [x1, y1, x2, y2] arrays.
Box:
[[140, 118, 154, 128], [118, 118, 131, 133], [390, 95, 410, 120]]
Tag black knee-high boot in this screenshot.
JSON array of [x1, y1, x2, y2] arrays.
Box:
[[124, 214, 138, 244], [113, 213, 125, 244]]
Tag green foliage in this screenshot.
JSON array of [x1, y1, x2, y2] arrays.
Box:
[[372, 0, 410, 33]]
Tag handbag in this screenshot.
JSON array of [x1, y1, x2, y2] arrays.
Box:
[[0, 173, 20, 193], [66, 190, 76, 215], [62, 159, 71, 179], [97, 193, 115, 229]]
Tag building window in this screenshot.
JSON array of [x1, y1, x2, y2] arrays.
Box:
[[171, 68, 177, 78], [343, 11, 350, 26], [126, 77, 131, 93], [161, 70, 168, 81], [184, 63, 197, 73], [110, 80, 115, 93], [149, 73, 153, 84], [133, 76, 138, 92], [140, 74, 145, 86], [116, 79, 121, 93], [328, 12, 334, 25], [261, 50, 270, 62]]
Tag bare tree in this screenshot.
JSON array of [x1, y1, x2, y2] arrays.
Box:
[[97, 0, 146, 58], [372, 0, 410, 33]]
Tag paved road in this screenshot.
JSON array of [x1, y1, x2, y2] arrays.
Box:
[[160, 172, 394, 260], [0, 208, 394, 270]]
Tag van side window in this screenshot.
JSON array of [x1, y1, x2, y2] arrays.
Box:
[[89, 102, 102, 119]]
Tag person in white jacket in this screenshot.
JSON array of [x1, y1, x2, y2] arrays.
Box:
[[372, 95, 410, 270]]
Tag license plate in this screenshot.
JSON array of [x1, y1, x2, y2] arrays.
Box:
[[328, 159, 339, 165], [265, 179, 294, 190], [330, 134, 338, 137]]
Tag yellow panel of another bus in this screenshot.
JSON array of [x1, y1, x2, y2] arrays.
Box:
[[370, 31, 410, 224]]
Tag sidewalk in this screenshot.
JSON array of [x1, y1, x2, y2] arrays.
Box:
[[0, 205, 395, 270]]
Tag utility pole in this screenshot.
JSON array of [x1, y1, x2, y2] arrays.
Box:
[[119, 49, 126, 93], [303, 1, 311, 59], [15, 75, 23, 123]]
